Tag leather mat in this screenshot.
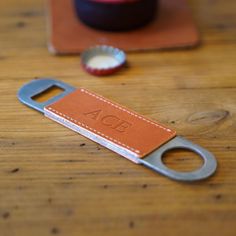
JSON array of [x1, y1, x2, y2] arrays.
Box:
[[48, 0, 200, 54]]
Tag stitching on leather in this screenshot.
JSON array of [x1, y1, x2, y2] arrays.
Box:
[[80, 88, 172, 133], [47, 107, 141, 155]]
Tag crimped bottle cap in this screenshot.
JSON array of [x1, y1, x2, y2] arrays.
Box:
[[81, 45, 126, 76]]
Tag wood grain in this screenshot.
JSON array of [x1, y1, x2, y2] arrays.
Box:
[[0, 0, 235, 236]]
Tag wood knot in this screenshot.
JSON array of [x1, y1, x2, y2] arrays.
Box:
[[2, 212, 10, 219], [51, 227, 60, 234], [187, 110, 229, 124], [10, 168, 20, 173], [129, 221, 135, 229]]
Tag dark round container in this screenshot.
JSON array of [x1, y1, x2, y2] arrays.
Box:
[[74, 0, 158, 31]]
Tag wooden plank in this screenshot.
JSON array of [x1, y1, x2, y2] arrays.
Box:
[[0, 0, 235, 236]]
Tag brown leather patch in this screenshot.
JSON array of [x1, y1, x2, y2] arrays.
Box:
[[48, 0, 200, 54], [44, 89, 176, 162]]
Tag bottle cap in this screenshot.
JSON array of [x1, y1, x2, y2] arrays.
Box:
[[81, 45, 126, 76]]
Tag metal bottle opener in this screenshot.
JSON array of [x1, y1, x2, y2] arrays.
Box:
[[18, 79, 217, 182]]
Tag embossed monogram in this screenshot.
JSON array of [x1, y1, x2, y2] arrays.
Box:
[[84, 109, 132, 133]]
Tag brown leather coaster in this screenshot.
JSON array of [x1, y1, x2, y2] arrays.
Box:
[[48, 0, 200, 54]]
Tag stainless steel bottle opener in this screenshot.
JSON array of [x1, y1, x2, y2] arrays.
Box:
[[18, 79, 217, 182]]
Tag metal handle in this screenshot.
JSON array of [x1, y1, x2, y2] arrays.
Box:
[[140, 136, 217, 181], [17, 78, 76, 113]]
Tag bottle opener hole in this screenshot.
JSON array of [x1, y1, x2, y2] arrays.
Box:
[[162, 148, 204, 172], [32, 85, 64, 103]]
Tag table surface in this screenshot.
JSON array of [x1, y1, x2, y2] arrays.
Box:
[[0, 0, 236, 236]]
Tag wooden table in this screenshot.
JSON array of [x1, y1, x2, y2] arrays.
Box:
[[0, 0, 235, 236]]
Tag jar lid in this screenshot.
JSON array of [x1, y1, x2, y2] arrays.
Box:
[[81, 45, 126, 76], [90, 0, 139, 3]]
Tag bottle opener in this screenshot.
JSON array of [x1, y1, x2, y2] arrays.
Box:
[[18, 79, 217, 182]]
